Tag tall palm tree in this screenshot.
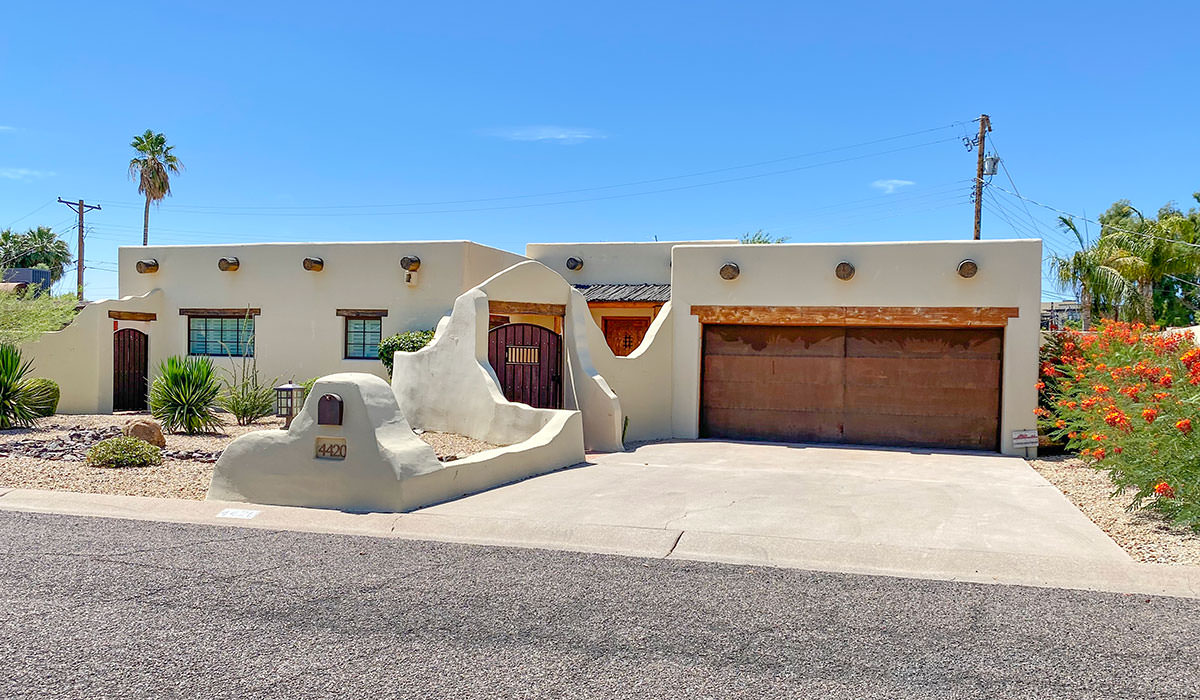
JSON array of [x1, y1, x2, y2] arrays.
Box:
[[1052, 217, 1140, 328], [128, 130, 183, 246]]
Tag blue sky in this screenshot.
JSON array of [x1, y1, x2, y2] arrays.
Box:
[[2, 1, 1198, 300]]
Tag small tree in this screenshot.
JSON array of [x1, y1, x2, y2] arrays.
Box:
[[740, 230, 790, 244]]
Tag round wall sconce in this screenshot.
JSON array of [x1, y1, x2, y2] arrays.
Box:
[[957, 259, 979, 278], [400, 255, 421, 272], [135, 259, 159, 274], [302, 256, 324, 272], [835, 261, 855, 281], [566, 256, 585, 271], [719, 262, 740, 280], [218, 256, 240, 272]]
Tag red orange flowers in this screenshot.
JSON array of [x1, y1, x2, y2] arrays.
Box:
[[1154, 482, 1175, 498], [1176, 418, 1192, 435]]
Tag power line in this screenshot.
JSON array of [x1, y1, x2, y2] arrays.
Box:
[[94, 122, 968, 213], [3, 200, 56, 230]]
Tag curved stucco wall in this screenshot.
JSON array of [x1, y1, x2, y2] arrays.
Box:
[[668, 239, 1042, 455], [20, 290, 165, 414]]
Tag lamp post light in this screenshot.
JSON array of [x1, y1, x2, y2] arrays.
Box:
[[274, 381, 306, 429]]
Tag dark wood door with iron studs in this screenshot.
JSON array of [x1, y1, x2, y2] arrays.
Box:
[[113, 328, 149, 411], [487, 323, 563, 409]]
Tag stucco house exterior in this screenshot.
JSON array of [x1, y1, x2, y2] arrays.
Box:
[[22, 237, 1040, 473]]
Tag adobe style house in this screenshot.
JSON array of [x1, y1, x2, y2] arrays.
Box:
[[23, 237, 1041, 481]]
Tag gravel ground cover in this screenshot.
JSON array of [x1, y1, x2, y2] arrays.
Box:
[[0, 413, 500, 501], [1030, 455, 1200, 565]]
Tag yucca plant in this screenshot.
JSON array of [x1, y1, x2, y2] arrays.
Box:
[[149, 355, 222, 434], [219, 345, 276, 426], [0, 344, 57, 429]]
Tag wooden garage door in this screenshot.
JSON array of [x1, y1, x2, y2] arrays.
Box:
[[700, 325, 1001, 451]]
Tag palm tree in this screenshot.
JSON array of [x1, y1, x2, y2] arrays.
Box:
[[0, 227, 72, 283], [1052, 217, 1139, 328], [128, 130, 183, 246], [1098, 202, 1200, 321]]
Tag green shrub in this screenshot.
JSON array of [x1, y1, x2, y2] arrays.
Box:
[[378, 329, 436, 377], [0, 343, 57, 429], [26, 378, 59, 417], [1041, 321, 1200, 528], [149, 355, 222, 434], [218, 344, 276, 426], [86, 436, 163, 468]]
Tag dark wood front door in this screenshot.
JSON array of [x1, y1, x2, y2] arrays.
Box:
[[487, 323, 563, 409], [700, 324, 1001, 451], [603, 317, 652, 356], [113, 328, 149, 411]]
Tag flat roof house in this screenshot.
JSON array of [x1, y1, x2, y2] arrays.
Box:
[[22, 237, 1040, 462]]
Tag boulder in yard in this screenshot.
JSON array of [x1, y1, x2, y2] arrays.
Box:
[[122, 417, 167, 448]]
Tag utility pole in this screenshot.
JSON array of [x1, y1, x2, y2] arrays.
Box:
[[57, 197, 101, 301], [972, 114, 991, 240]]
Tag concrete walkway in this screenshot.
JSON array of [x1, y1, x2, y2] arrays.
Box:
[[1, 440, 1198, 598]]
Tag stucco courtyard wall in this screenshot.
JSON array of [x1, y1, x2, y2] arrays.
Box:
[[582, 302, 675, 443], [20, 290, 166, 414], [669, 239, 1042, 455]]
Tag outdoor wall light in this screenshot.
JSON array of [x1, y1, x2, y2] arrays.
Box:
[[135, 259, 159, 274], [399, 255, 421, 272], [218, 256, 240, 272], [302, 256, 324, 272], [565, 256, 584, 271], [835, 261, 855, 280], [719, 262, 740, 280], [957, 259, 979, 278], [274, 381, 306, 430]]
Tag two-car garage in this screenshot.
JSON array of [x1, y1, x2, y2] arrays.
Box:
[[699, 323, 1003, 451]]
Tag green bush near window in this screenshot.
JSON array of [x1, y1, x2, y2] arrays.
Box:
[[86, 436, 163, 468], [26, 377, 59, 417], [0, 344, 57, 429], [149, 355, 223, 434], [378, 329, 436, 377]]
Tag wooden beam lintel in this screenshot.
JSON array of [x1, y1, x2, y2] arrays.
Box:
[[489, 300, 566, 317], [178, 308, 261, 318], [108, 310, 157, 322], [689, 305, 1020, 327]]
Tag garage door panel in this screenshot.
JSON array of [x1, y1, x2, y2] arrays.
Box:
[[847, 328, 1002, 359], [704, 325, 844, 357], [704, 355, 843, 384], [703, 379, 844, 412], [843, 413, 998, 451], [843, 385, 1000, 418], [845, 358, 1002, 389], [701, 408, 843, 442]]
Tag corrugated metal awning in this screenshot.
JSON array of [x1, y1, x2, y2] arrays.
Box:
[[574, 283, 670, 303]]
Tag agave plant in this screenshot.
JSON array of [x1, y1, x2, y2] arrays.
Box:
[[0, 344, 57, 429], [149, 355, 222, 434]]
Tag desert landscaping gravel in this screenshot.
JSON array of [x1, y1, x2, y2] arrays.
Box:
[[1030, 455, 1200, 565], [0, 413, 500, 501]]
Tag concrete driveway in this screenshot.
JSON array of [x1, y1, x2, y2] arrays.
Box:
[[420, 440, 1133, 587]]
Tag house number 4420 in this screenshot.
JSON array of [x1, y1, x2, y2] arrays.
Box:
[[314, 437, 347, 460]]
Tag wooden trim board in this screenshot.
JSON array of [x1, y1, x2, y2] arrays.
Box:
[[689, 305, 1019, 327], [336, 308, 389, 318], [488, 300, 566, 317], [178, 308, 261, 318], [107, 310, 157, 322]]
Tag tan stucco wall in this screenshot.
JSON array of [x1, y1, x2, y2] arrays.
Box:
[[668, 239, 1042, 456], [21, 290, 166, 414], [526, 240, 736, 285], [30, 241, 524, 414]]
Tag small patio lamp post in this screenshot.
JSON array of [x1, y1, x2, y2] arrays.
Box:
[[274, 381, 306, 429]]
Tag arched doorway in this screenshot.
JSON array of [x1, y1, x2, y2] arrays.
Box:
[[487, 323, 563, 409], [113, 328, 149, 411]]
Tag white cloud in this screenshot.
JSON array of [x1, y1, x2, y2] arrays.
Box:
[[486, 126, 606, 144], [0, 168, 55, 181], [0, 126, 14, 132], [871, 178, 915, 194]]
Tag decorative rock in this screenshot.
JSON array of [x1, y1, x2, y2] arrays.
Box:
[[122, 417, 167, 448]]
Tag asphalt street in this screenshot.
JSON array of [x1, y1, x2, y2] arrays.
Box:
[[1, 510, 1198, 699]]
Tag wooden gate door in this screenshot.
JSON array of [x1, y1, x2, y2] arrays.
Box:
[[113, 328, 149, 411], [487, 323, 563, 409]]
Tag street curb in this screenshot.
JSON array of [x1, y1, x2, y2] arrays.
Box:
[[1, 487, 1198, 599]]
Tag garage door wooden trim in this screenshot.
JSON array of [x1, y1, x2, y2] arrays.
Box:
[[690, 305, 1019, 328]]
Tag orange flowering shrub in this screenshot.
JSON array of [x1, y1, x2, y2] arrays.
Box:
[[1040, 321, 1199, 528]]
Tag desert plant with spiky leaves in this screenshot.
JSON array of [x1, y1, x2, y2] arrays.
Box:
[[0, 344, 57, 429], [149, 355, 222, 434]]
